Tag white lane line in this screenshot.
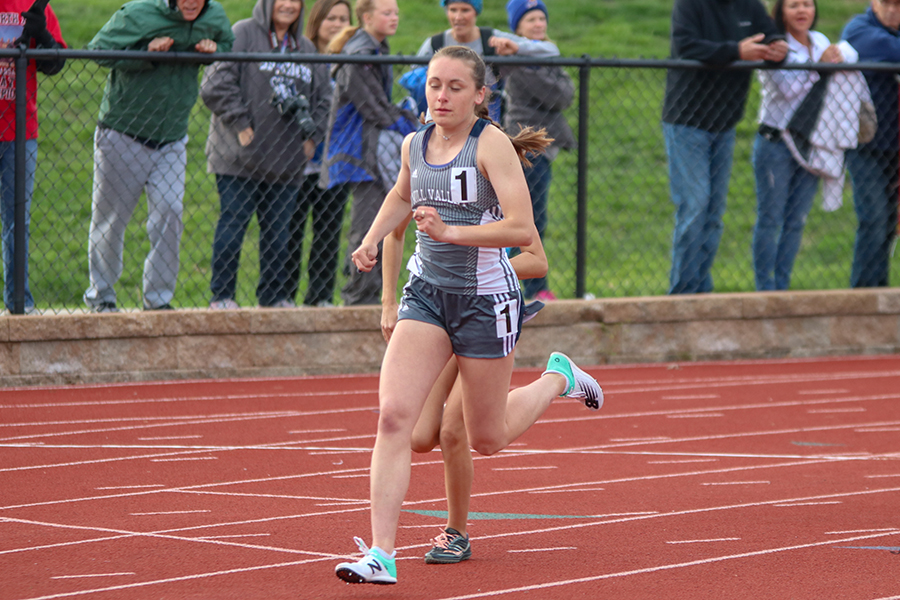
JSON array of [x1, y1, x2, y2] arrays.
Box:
[[609, 437, 672, 442], [865, 474, 900, 478], [798, 389, 849, 395], [666, 538, 740, 544], [433, 530, 900, 600], [16, 526, 897, 600], [541, 395, 900, 426], [0, 434, 375, 474], [702, 481, 769, 486], [138, 435, 203, 441], [50, 573, 135, 580], [95, 485, 166, 490], [856, 427, 900, 432], [181, 490, 369, 503], [287, 429, 346, 434], [150, 457, 217, 462], [775, 501, 842, 507], [648, 459, 718, 464], [825, 528, 900, 535], [807, 408, 866, 414], [193, 534, 270, 540], [508, 547, 577, 553], [528, 488, 605, 494], [661, 394, 720, 400], [492, 466, 556, 472], [130, 510, 211, 516], [0, 389, 377, 410], [667, 413, 723, 419]]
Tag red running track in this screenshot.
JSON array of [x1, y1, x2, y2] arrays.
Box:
[[1, 355, 900, 599]]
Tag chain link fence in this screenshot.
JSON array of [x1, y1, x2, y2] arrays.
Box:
[[3, 48, 899, 313]]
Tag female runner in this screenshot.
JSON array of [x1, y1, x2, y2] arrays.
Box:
[[335, 45, 602, 585]]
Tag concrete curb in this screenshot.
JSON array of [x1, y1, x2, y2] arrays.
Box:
[[1, 288, 898, 386]]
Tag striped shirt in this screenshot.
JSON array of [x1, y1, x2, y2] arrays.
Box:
[[407, 120, 520, 296]]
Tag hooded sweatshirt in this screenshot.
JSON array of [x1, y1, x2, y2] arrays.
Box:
[[321, 28, 417, 188], [88, 0, 234, 143], [200, 0, 332, 184]]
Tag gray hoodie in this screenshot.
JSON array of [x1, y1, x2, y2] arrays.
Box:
[[201, 0, 332, 184]]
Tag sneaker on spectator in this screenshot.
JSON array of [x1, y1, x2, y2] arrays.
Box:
[[91, 301, 119, 314], [424, 527, 472, 564], [209, 299, 240, 310], [262, 299, 295, 309], [144, 303, 174, 311], [533, 289, 557, 302], [542, 351, 603, 410], [335, 537, 397, 584]]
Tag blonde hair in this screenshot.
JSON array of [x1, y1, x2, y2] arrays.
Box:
[[430, 45, 552, 167], [305, 0, 353, 52], [327, 0, 376, 53]]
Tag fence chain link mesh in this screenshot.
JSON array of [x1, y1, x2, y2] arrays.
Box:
[[4, 50, 899, 313]]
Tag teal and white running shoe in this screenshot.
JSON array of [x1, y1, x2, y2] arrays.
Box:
[[543, 352, 603, 410], [335, 537, 397, 584]]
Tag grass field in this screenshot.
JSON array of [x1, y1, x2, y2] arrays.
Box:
[[21, 0, 884, 311]]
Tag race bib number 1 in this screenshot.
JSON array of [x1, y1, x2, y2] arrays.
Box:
[[494, 298, 519, 339], [450, 167, 477, 204]]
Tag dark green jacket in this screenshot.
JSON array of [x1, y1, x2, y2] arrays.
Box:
[[88, 0, 235, 142]]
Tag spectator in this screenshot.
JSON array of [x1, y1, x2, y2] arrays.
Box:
[[662, 0, 787, 294], [410, 0, 559, 122], [841, 0, 900, 288], [321, 0, 417, 306], [201, 0, 331, 309], [752, 0, 848, 291], [283, 0, 352, 307], [0, 0, 65, 314], [84, 0, 234, 312], [503, 0, 574, 302]]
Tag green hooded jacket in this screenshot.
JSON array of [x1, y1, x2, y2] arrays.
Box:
[[88, 0, 235, 142]]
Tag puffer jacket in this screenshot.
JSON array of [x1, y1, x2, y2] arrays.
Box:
[[321, 28, 417, 189]]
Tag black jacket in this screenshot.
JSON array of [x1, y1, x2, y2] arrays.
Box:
[[662, 0, 777, 132]]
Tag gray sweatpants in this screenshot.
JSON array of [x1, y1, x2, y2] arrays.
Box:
[[84, 127, 186, 309], [341, 180, 386, 306]]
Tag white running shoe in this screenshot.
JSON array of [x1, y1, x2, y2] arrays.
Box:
[[335, 537, 397, 584], [542, 352, 603, 410]]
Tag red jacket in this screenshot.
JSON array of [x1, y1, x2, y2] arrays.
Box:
[[0, 0, 66, 141]]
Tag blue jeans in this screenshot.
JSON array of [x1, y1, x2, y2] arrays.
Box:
[[521, 153, 552, 298], [210, 174, 299, 306], [845, 148, 899, 288], [751, 134, 820, 291], [663, 123, 735, 294], [0, 139, 36, 311]]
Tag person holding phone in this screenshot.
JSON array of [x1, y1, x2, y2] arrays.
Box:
[[752, 0, 847, 291], [662, 0, 788, 295]]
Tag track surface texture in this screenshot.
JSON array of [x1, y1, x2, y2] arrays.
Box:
[[2, 355, 900, 600]]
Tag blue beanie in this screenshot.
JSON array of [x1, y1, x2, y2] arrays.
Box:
[[506, 0, 548, 33], [440, 0, 483, 15]]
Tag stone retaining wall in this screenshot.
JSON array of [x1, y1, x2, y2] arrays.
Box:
[[2, 288, 899, 386]]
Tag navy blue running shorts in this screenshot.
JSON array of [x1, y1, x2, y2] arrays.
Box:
[[397, 276, 523, 359]]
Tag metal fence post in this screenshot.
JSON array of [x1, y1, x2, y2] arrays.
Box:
[[13, 48, 28, 315], [575, 55, 590, 299]]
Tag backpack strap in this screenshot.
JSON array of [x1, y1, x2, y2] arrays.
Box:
[[480, 27, 495, 56], [430, 32, 445, 53]]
